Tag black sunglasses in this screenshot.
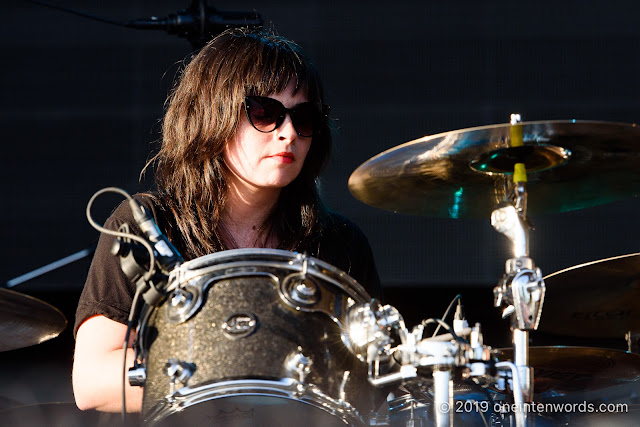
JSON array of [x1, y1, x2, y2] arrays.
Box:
[[244, 96, 328, 138]]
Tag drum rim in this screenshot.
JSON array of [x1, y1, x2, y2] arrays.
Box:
[[144, 378, 361, 426], [171, 248, 371, 304]]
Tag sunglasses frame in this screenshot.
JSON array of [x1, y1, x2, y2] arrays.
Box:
[[244, 96, 329, 138]]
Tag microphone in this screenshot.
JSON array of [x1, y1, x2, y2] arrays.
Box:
[[128, 199, 183, 275], [125, 1, 263, 49]]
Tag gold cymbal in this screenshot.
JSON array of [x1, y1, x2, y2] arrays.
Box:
[[495, 346, 640, 395], [0, 288, 67, 352], [538, 253, 640, 338], [348, 121, 640, 218]]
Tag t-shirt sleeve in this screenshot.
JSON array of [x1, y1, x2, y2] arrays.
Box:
[[73, 199, 142, 337]]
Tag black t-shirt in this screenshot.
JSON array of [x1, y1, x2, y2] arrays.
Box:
[[74, 194, 381, 335]]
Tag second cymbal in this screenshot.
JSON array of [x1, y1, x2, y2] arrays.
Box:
[[538, 253, 640, 338], [0, 288, 67, 352], [495, 346, 640, 395]]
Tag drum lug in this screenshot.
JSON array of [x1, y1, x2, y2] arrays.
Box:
[[166, 287, 200, 324], [290, 278, 319, 305], [284, 347, 313, 384], [165, 358, 196, 395]]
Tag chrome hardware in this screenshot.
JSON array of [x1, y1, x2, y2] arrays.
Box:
[[344, 300, 407, 362], [281, 255, 320, 307], [406, 401, 425, 427], [165, 358, 196, 396], [490, 142, 544, 412], [491, 205, 527, 259], [284, 347, 312, 384], [494, 260, 545, 330], [143, 378, 365, 426], [491, 170, 545, 332], [165, 358, 196, 383], [339, 371, 350, 402], [289, 278, 319, 304], [221, 313, 258, 339], [166, 286, 200, 324], [127, 365, 146, 387]]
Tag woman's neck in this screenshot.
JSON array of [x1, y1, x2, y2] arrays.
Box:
[[221, 178, 281, 249]]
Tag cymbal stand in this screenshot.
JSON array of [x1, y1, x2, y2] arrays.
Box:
[[625, 331, 640, 353], [491, 178, 546, 411]]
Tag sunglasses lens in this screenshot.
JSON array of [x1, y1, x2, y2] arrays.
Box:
[[245, 96, 319, 137], [290, 103, 316, 137], [246, 97, 282, 132]]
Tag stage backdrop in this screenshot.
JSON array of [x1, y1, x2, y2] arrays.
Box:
[[4, 0, 640, 292]]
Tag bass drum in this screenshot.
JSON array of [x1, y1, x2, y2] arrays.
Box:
[[387, 381, 497, 427], [387, 383, 560, 427], [137, 249, 379, 426]]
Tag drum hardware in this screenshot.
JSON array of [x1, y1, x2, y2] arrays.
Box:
[[281, 254, 321, 307], [128, 364, 147, 387], [339, 371, 350, 402], [344, 300, 407, 366], [343, 300, 532, 426], [166, 286, 199, 324], [144, 378, 363, 425], [491, 200, 545, 405], [284, 347, 313, 384], [165, 359, 197, 397], [406, 400, 425, 427], [626, 331, 640, 353], [485, 115, 546, 427]]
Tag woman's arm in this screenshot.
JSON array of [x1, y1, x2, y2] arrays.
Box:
[[72, 315, 143, 412]]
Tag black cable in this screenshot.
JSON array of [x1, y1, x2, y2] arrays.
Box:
[[24, 0, 128, 27], [431, 294, 461, 337], [86, 187, 157, 282], [86, 187, 171, 419], [121, 286, 144, 423]]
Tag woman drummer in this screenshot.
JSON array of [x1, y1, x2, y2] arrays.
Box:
[[72, 27, 381, 413]]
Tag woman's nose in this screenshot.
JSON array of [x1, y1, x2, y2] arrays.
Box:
[[277, 113, 298, 141]]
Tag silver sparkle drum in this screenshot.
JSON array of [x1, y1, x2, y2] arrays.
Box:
[[137, 249, 377, 426]]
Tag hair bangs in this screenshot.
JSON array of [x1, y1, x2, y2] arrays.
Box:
[[243, 35, 321, 105]]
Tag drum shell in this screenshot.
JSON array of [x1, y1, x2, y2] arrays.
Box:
[[139, 252, 378, 423]]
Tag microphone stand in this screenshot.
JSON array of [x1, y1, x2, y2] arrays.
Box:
[[26, 0, 264, 50], [4, 246, 95, 288]]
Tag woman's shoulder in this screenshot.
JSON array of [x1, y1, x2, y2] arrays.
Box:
[[322, 211, 370, 243], [316, 211, 376, 262], [317, 210, 381, 298], [108, 192, 161, 221]]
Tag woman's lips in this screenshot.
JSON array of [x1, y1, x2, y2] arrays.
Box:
[[271, 152, 295, 164]]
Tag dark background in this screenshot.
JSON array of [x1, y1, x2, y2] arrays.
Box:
[[2, 0, 640, 418]]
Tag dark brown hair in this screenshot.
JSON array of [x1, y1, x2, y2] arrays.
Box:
[[150, 27, 332, 259]]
